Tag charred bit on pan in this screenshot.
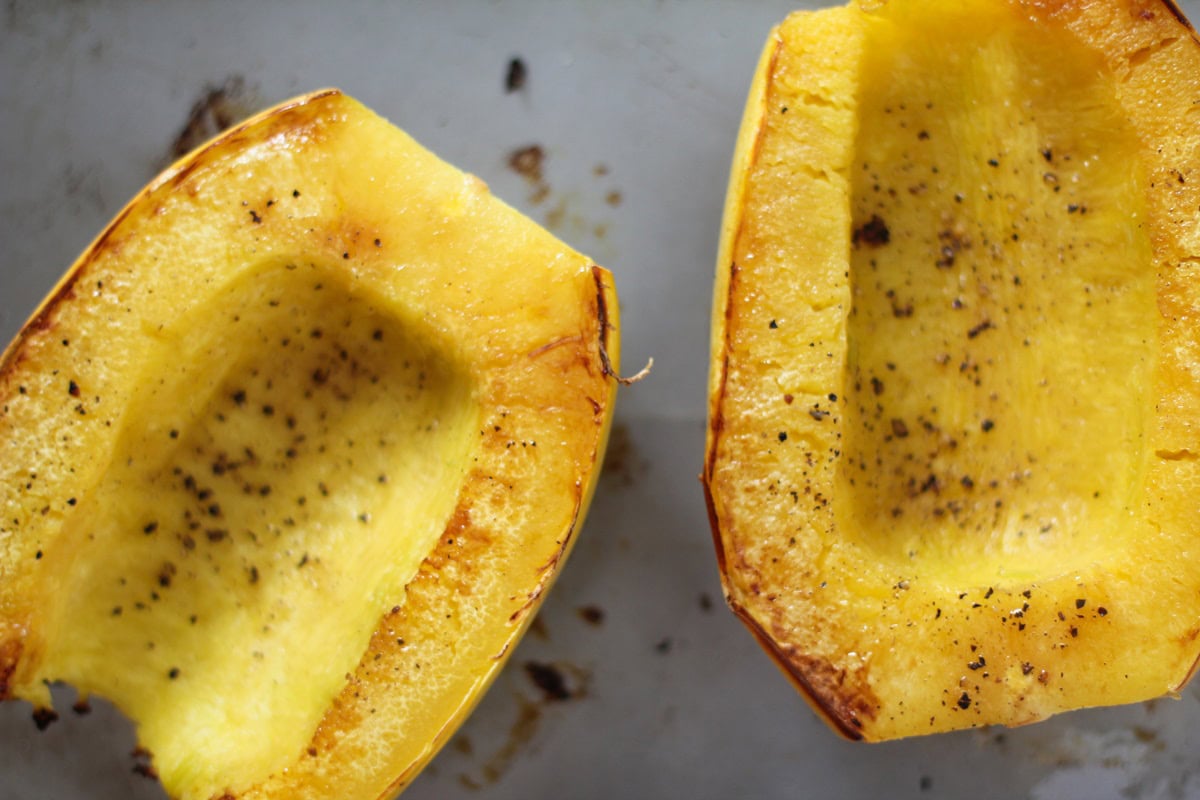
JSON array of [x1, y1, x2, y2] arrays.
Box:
[[31, 707, 58, 731], [524, 661, 572, 701], [577, 605, 605, 626], [505, 57, 528, 92]]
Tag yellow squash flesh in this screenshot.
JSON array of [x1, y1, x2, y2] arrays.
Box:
[[0, 90, 619, 797], [704, 0, 1200, 740]]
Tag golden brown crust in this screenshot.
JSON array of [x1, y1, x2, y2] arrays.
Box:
[[728, 600, 873, 741]]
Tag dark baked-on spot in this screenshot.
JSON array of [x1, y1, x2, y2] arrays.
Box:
[[852, 214, 890, 247], [524, 661, 571, 701], [577, 605, 605, 626], [508, 144, 545, 184], [169, 76, 257, 161], [505, 57, 528, 92]]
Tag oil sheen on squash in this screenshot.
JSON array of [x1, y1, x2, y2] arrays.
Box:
[[707, 0, 1200, 741]]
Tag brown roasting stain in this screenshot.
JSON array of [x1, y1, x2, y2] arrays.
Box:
[[544, 197, 568, 230], [480, 697, 542, 785], [505, 149, 622, 239], [507, 144, 550, 204], [601, 422, 643, 486], [508, 145, 544, 183], [452, 734, 474, 756], [527, 615, 550, 641], [504, 57, 528, 93], [458, 661, 590, 787], [168, 76, 259, 163], [1132, 725, 1165, 749], [524, 661, 572, 701], [577, 604, 605, 626]]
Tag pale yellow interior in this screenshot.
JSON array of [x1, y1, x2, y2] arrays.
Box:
[[837, 3, 1156, 580], [37, 258, 477, 794]]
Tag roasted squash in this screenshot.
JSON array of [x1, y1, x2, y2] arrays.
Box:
[[0, 90, 619, 797], [704, 0, 1200, 740]]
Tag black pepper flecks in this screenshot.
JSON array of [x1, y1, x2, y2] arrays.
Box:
[[967, 319, 994, 339]]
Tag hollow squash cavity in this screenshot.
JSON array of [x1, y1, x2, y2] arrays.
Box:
[[836, 1, 1156, 580], [36, 258, 475, 790]]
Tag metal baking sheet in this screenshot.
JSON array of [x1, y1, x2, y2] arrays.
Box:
[[2, 2, 1198, 798]]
